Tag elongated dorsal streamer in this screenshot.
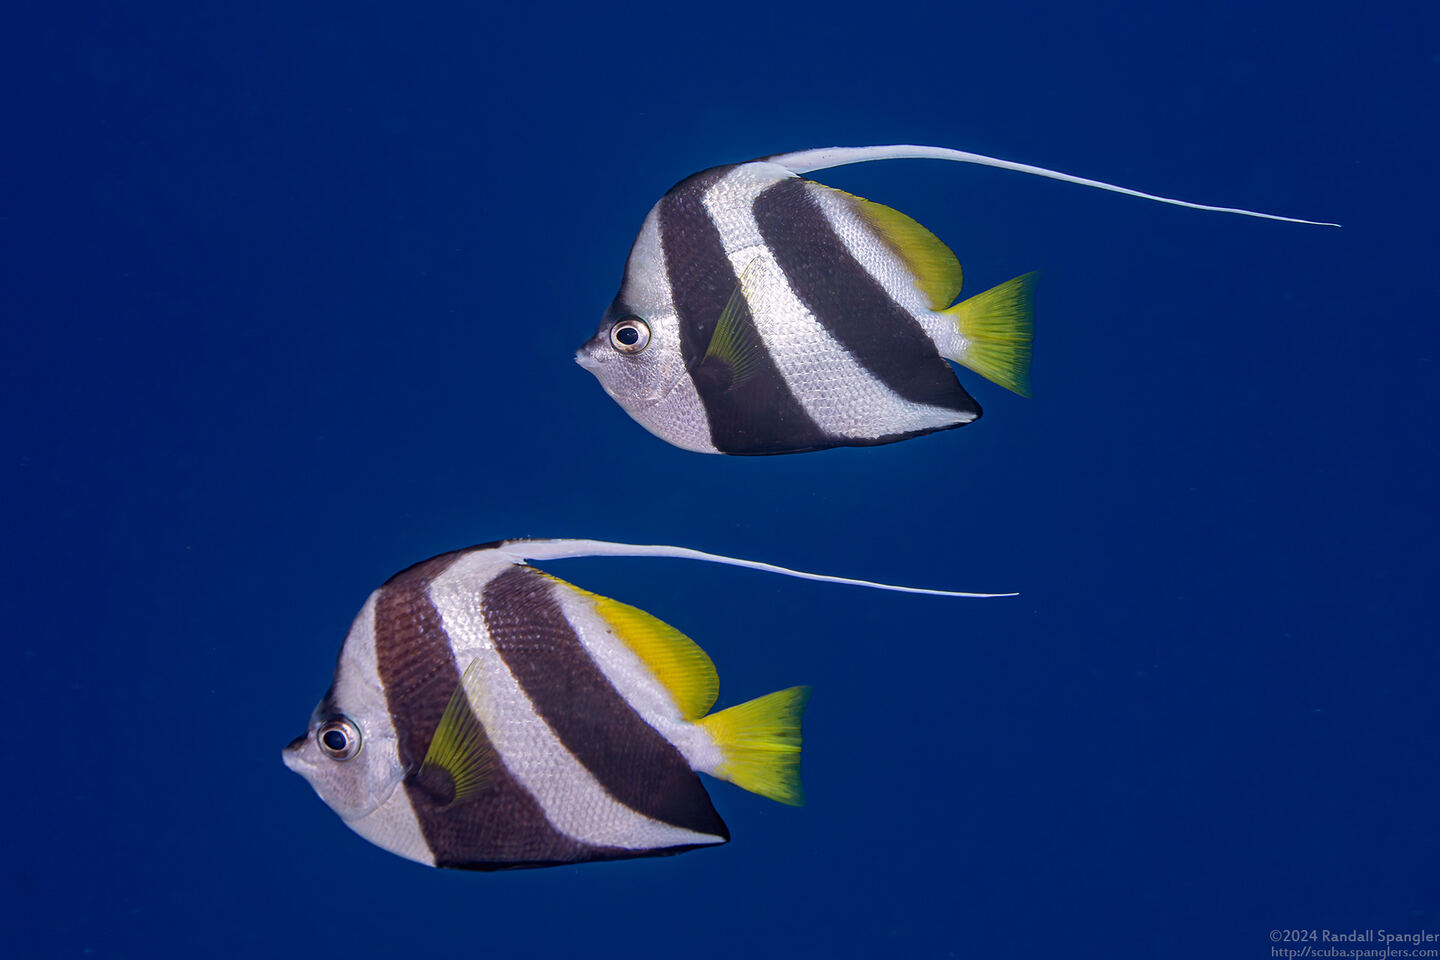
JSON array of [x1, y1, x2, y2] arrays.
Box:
[[763, 144, 1339, 227], [499, 538, 1015, 598]]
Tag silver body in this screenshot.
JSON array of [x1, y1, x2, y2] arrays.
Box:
[[578, 143, 1330, 454], [577, 160, 979, 454]]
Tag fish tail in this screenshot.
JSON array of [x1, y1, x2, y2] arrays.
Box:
[[941, 272, 1037, 398], [698, 686, 811, 805]]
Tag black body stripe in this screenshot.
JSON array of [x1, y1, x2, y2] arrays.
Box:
[[752, 177, 981, 418], [482, 566, 730, 843], [374, 551, 622, 869], [658, 167, 832, 455]]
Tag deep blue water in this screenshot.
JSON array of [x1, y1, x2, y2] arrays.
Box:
[[5, 3, 1438, 958]]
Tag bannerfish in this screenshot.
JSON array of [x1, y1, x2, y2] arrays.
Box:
[[283, 538, 1002, 870], [576, 144, 1335, 455]]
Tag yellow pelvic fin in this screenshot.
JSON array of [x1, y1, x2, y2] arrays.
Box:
[[417, 660, 496, 805], [543, 573, 719, 721], [698, 686, 811, 806], [943, 271, 1037, 398], [700, 256, 767, 390], [810, 182, 963, 310]]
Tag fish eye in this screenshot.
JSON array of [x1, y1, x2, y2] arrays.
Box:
[[317, 717, 362, 761], [609, 316, 651, 355]]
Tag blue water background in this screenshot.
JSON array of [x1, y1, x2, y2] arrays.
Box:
[[5, 3, 1437, 958]]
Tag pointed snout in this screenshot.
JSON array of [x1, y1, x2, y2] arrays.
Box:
[[283, 734, 310, 774], [574, 339, 604, 373]]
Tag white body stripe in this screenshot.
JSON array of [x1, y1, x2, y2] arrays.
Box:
[[428, 553, 725, 850], [810, 186, 935, 314], [807, 186, 970, 362], [702, 164, 967, 439], [549, 582, 724, 775], [620, 208, 672, 310]]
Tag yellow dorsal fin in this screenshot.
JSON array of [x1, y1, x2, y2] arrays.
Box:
[[543, 573, 719, 721], [697, 686, 811, 806], [808, 182, 963, 310], [416, 660, 496, 805]]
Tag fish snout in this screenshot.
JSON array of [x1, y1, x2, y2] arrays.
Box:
[[282, 733, 312, 774], [574, 339, 605, 372]]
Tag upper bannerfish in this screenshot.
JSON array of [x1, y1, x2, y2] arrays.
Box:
[[576, 144, 1336, 456]]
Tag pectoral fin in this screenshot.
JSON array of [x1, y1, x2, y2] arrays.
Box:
[[697, 257, 768, 391], [414, 660, 496, 806]]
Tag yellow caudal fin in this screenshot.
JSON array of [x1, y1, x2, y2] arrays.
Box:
[[697, 686, 811, 805], [942, 271, 1037, 397]]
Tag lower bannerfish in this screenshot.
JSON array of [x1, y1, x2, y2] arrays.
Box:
[[283, 539, 1005, 870], [576, 144, 1336, 455]]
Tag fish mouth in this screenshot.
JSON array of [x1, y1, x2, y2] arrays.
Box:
[[282, 735, 311, 775]]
